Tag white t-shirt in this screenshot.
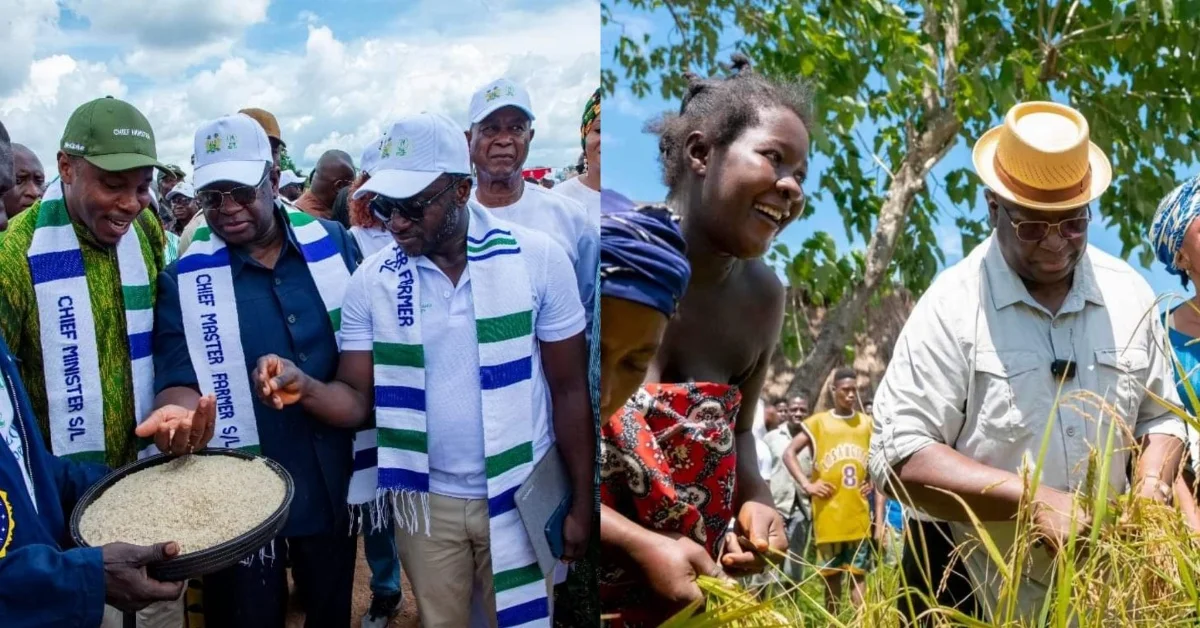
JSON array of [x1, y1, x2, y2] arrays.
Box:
[[0, 372, 35, 510], [350, 225, 394, 260], [473, 183, 598, 326], [340, 220, 587, 498], [552, 177, 600, 228]]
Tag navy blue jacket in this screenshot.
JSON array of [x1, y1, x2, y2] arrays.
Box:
[[154, 207, 361, 537], [0, 332, 110, 626]]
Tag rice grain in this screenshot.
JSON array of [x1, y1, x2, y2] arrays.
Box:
[[79, 455, 285, 555]]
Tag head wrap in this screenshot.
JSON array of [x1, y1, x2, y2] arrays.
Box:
[[581, 87, 600, 149], [1150, 174, 1200, 286], [601, 205, 691, 316], [601, 187, 635, 216]]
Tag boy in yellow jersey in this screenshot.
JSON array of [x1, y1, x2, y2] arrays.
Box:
[[783, 368, 885, 615]]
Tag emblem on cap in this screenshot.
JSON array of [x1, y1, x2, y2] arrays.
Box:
[[227, 135, 238, 151], [205, 133, 222, 154], [394, 138, 409, 158], [380, 138, 394, 159]]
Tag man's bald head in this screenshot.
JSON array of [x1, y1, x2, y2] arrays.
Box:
[[4, 143, 45, 221], [309, 149, 355, 207]]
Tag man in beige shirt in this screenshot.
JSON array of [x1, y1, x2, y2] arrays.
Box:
[[869, 102, 1186, 622]]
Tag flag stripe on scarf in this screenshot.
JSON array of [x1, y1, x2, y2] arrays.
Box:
[[466, 228, 512, 244], [301, 237, 339, 263], [497, 599, 550, 628], [61, 451, 107, 464], [376, 385, 426, 410], [353, 446, 378, 471], [478, 311, 532, 344], [488, 485, 520, 517], [122, 285, 154, 311], [485, 442, 532, 478], [329, 308, 342, 332], [493, 563, 543, 593], [29, 250, 84, 284], [373, 342, 425, 368], [128, 331, 153, 360], [467, 237, 519, 254], [177, 248, 231, 273], [480, 357, 532, 390], [377, 427, 428, 453]]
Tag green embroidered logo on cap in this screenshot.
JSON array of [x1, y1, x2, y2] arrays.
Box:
[[205, 133, 222, 154], [380, 138, 394, 159], [485, 86, 502, 102], [227, 135, 238, 150], [394, 138, 409, 157]]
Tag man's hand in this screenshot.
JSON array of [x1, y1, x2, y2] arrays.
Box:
[[721, 500, 787, 574], [628, 531, 718, 612], [135, 396, 216, 455], [102, 542, 186, 612], [561, 501, 591, 562], [253, 355, 309, 409], [803, 479, 836, 500], [1031, 487, 1091, 553]]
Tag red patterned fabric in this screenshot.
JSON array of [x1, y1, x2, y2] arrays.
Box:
[[599, 382, 741, 626]]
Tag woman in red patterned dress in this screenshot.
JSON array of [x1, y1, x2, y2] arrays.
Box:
[[599, 55, 813, 626]]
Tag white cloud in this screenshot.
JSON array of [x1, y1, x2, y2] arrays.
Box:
[[64, 0, 270, 49], [0, 0, 60, 95], [0, 0, 600, 178]]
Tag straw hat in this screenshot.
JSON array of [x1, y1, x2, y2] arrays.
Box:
[[972, 101, 1112, 211]]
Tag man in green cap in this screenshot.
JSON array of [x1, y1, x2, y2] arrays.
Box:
[[0, 97, 216, 627]]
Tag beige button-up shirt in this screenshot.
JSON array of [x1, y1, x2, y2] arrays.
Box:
[[869, 235, 1185, 618]]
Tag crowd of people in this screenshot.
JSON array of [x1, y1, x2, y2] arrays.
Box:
[[0, 76, 603, 628]]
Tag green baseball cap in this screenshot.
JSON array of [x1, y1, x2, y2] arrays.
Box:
[[60, 96, 165, 173]]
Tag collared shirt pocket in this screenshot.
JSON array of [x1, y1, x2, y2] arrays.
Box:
[[973, 350, 1041, 444], [1092, 347, 1150, 424]]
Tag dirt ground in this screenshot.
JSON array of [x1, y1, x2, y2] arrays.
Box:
[[285, 538, 419, 628]]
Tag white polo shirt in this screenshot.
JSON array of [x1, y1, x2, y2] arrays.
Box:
[[340, 221, 586, 498]]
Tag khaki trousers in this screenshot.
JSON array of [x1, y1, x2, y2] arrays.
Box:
[[100, 592, 185, 628], [395, 493, 552, 628]]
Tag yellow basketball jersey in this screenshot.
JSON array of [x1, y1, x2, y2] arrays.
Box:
[[804, 410, 872, 543]]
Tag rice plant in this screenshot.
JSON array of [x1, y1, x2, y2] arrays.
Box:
[[631, 298, 1200, 628]]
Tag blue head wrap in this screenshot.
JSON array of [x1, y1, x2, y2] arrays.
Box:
[[1150, 175, 1200, 287], [601, 188, 635, 216], [601, 205, 691, 316]]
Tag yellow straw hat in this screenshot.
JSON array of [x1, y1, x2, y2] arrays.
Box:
[[972, 101, 1112, 211]]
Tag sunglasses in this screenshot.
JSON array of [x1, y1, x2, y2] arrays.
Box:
[[998, 202, 1091, 242], [371, 177, 461, 223], [197, 174, 268, 211]]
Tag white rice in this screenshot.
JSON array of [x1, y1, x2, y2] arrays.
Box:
[[79, 455, 285, 554]]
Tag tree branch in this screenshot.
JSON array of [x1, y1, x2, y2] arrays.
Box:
[[941, 0, 962, 108], [919, 0, 942, 115], [1059, 17, 1141, 46]]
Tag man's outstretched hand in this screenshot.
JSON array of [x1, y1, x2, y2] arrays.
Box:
[[135, 395, 216, 455], [252, 355, 308, 410]]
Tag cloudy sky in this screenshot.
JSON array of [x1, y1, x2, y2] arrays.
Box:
[[1, 0, 600, 178]]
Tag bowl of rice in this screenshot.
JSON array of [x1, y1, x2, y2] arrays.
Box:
[[70, 449, 294, 581]]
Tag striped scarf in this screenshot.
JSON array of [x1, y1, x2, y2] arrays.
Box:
[[360, 201, 549, 627], [27, 182, 155, 462], [175, 203, 349, 453]]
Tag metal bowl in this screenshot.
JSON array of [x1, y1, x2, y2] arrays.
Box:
[[69, 448, 294, 581]]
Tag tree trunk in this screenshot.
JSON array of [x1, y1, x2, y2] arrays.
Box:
[[785, 113, 960, 403]]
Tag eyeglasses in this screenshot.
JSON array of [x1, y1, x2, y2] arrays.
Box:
[[371, 177, 461, 223], [998, 202, 1091, 242], [197, 175, 268, 211], [169, 196, 193, 208]]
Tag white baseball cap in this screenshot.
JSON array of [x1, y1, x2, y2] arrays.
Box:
[[192, 113, 273, 190], [166, 180, 195, 200], [279, 170, 304, 188], [468, 78, 535, 125], [361, 133, 385, 175], [353, 113, 470, 200]]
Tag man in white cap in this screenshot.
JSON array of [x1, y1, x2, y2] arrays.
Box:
[[279, 170, 304, 203], [152, 113, 362, 627], [466, 78, 598, 332], [868, 101, 1187, 622], [347, 132, 398, 259], [249, 111, 595, 628], [165, 180, 198, 235]]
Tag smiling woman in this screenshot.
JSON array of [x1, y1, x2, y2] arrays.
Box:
[[598, 54, 815, 626]]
